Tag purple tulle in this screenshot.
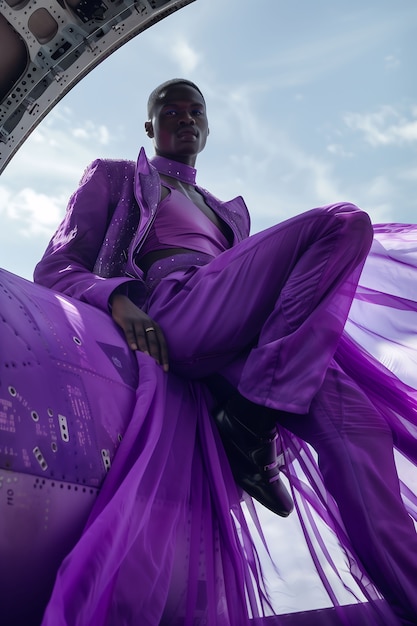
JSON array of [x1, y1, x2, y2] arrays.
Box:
[[2, 223, 417, 625]]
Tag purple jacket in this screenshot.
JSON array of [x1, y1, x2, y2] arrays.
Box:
[[34, 148, 250, 311]]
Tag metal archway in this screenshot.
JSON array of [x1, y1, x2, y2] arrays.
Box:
[[0, 0, 195, 173]]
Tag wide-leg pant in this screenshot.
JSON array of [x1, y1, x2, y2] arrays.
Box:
[[142, 203, 417, 624], [144, 203, 372, 412]]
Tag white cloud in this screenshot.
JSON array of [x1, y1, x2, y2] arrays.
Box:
[[0, 108, 119, 213], [171, 37, 200, 73], [72, 128, 90, 140], [398, 167, 417, 182], [0, 109, 113, 240], [327, 144, 354, 158], [384, 54, 400, 70], [344, 105, 417, 147], [367, 175, 394, 199], [0, 186, 64, 237], [246, 9, 409, 90], [201, 83, 346, 228], [360, 176, 396, 222], [72, 121, 110, 145]]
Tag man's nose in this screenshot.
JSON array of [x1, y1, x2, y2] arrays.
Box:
[[178, 111, 195, 125]]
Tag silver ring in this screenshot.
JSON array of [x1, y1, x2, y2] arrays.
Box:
[[145, 327, 155, 333]]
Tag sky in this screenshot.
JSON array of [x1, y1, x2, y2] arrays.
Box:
[[0, 0, 416, 280], [0, 0, 416, 613]]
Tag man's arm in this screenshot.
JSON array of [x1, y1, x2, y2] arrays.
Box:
[[34, 159, 141, 312]]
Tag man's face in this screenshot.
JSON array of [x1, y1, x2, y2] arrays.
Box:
[[145, 84, 209, 161]]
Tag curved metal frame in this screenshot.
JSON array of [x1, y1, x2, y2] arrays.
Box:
[[0, 0, 196, 173]]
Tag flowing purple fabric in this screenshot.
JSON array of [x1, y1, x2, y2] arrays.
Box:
[[137, 207, 417, 625], [2, 222, 417, 625]]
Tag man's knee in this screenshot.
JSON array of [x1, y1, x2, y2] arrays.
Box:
[[331, 203, 373, 259]]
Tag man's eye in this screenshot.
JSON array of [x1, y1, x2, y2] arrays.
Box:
[[193, 110, 203, 116], [164, 110, 177, 116]]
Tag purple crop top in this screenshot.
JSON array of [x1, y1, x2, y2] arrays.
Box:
[[137, 185, 230, 260]]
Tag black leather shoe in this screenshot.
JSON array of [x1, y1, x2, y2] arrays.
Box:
[[214, 407, 294, 517]]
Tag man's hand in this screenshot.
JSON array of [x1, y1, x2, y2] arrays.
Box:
[[110, 293, 169, 372]]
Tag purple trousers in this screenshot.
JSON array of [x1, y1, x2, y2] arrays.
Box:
[[144, 203, 371, 410], [143, 203, 417, 625]]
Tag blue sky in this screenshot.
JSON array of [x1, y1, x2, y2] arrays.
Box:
[[1, 0, 416, 612], [1, 0, 416, 280]]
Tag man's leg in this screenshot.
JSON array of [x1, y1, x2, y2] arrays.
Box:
[[147, 204, 373, 414], [145, 204, 373, 518]]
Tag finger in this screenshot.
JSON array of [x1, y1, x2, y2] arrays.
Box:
[[144, 324, 169, 372], [144, 325, 163, 365], [155, 327, 169, 372], [124, 326, 145, 353], [149, 325, 169, 372]]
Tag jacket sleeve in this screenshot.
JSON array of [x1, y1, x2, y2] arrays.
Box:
[[33, 159, 141, 312]]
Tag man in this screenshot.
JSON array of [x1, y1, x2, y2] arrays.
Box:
[[35, 79, 417, 624]]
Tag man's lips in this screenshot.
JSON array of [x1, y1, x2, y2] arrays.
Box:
[[177, 128, 197, 139]]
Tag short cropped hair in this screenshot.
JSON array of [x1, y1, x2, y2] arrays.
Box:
[[147, 79, 205, 118]]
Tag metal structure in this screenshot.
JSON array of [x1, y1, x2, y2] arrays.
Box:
[[0, 0, 195, 173]]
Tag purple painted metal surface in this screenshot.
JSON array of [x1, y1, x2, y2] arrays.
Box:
[[0, 268, 137, 624]]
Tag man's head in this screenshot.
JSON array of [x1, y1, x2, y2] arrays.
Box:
[[145, 79, 209, 163], [147, 79, 205, 118]]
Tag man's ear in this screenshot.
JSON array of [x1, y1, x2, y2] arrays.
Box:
[[144, 121, 154, 138]]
